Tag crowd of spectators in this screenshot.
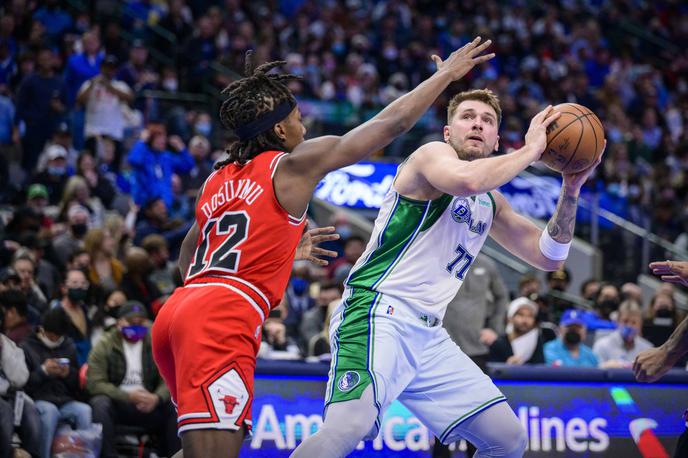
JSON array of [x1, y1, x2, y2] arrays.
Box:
[[0, 0, 686, 456]]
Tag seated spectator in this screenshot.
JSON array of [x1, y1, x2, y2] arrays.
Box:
[[643, 292, 679, 348], [0, 315, 40, 458], [87, 301, 180, 458], [52, 269, 92, 366], [13, 251, 48, 316], [181, 135, 213, 195], [580, 278, 601, 303], [593, 300, 653, 368], [543, 267, 574, 319], [120, 247, 164, 316], [593, 283, 621, 320], [76, 150, 117, 208], [141, 234, 177, 297], [544, 309, 599, 368], [22, 307, 92, 458], [326, 235, 366, 280], [53, 204, 90, 268], [58, 175, 104, 228], [259, 315, 301, 360], [282, 265, 315, 343], [83, 228, 124, 295], [90, 290, 126, 347], [133, 197, 191, 252], [299, 281, 341, 354], [620, 282, 643, 304], [489, 297, 549, 365], [31, 144, 70, 205], [1, 289, 34, 345], [25, 184, 53, 230]]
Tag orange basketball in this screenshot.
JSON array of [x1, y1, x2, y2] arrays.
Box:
[[541, 103, 605, 174]]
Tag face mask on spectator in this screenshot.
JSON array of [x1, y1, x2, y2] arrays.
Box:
[[48, 165, 66, 176], [597, 299, 619, 315], [121, 324, 148, 343], [655, 308, 672, 319], [291, 278, 309, 296], [337, 224, 352, 240], [564, 330, 581, 345], [67, 287, 88, 303], [619, 324, 638, 342], [38, 331, 64, 349], [71, 223, 88, 238], [195, 122, 211, 137]]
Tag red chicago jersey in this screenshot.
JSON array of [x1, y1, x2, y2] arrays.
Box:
[[183, 151, 306, 316]]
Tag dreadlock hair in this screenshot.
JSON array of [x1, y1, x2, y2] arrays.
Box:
[[216, 51, 302, 168]]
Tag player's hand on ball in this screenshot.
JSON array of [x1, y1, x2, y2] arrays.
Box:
[[524, 105, 561, 159], [649, 260, 688, 286], [431, 36, 495, 81], [561, 140, 605, 191], [633, 346, 674, 383], [295, 226, 340, 266]]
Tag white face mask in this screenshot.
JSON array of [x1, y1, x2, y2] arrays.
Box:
[[39, 332, 64, 349]]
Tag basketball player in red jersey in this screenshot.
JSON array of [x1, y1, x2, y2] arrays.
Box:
[[152, 38, 495, 458]]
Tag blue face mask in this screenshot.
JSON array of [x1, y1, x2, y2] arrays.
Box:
[[195, 122, 211, 137], [121, 325, 148, 342], [291, 278, 309, 296], [47, 165, 66, 176], [619, 325, 637, 342]]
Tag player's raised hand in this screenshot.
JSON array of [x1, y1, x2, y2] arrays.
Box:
[[562, 140, 606, 191], [431, 36, 495, 81], [524, 105, 561, 158], [649, 260, 688, 287], [295, 226, 340, 266]]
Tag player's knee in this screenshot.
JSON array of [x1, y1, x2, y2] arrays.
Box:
[[503, 421, 528, 456]]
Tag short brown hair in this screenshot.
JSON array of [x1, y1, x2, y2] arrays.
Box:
[[141, 234, 168, 254], [447, 89, 502, 125]]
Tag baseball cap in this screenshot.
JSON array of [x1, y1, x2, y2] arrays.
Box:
[[118, 301, 149, 320], [27, 183, 48, 200], [45, 144, 67, 160], [507, 297, 538, 320], [560, 309, 586, 327]]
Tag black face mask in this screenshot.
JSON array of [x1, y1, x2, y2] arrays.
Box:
[[597, 299, 619, 315], [71, 223, 88, 238], [67, 287, 88, 303], [564, 330, 581, 345], [655, 308, 673, 319]]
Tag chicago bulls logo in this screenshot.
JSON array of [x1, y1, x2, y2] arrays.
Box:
[[221, 395, 240, 414]]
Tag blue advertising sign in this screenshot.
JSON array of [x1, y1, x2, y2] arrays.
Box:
[[314, 162, 398, 209], [243, 374, 686, 456]]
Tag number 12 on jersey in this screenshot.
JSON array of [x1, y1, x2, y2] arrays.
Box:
[[187, 211, 250, 278], [446, 243, 474, 280]]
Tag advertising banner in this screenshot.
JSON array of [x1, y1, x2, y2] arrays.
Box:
[[243, 374, 686, 457]]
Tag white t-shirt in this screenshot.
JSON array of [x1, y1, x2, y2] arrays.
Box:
[[119, 340, 144, 392], [81, 79, 132, 141]]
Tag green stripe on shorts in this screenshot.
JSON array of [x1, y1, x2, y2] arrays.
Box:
[[328, 288, 379, 404]]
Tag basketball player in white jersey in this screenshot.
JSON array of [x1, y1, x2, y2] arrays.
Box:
[[292, 89, 603, 458]]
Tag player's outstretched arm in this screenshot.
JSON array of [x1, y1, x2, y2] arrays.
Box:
[[634, 313, 688, 382], [284, 37, 494, 185], [649, 260, 688, 286], [488, 152, 603, 271]]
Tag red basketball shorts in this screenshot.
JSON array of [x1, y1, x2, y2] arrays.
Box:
[[152, 282, 264, 435]]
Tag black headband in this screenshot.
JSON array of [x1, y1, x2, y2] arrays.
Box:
[[234, 101, 295, 142]]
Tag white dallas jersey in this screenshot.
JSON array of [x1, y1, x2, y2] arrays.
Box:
[[345, 186, 495, 318]]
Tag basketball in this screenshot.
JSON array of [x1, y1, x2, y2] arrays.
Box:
[[541, 103, 605, 174]]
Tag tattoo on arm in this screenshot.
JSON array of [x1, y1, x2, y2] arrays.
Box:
[[547, 188, 578, 243]]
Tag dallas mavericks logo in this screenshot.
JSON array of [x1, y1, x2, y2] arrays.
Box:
[[337, 371, 361, 392], [451, 198, 472, 224], [451, 198, 486, 235]]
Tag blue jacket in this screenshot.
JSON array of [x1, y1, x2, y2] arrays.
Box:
[[63, 52, 103, 106], [127, 140, 195, 208]]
